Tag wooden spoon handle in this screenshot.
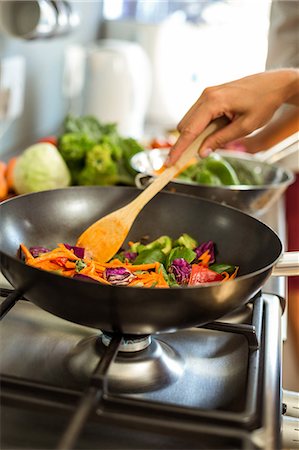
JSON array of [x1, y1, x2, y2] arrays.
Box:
[[130, 116, 229, 214]]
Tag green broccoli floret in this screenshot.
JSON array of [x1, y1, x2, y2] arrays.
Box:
[[101, 134, 123, 161], [77, 143, 119, 186], [58, 114, 146, 187], [58, 133, 96, 162]]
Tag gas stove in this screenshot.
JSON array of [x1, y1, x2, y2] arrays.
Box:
[[0, 284, 284, 450]]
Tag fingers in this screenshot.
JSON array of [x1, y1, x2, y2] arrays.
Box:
[[166, 113, 259, 166], [165, 108, 213, 166], [198, 117, 250, 155]]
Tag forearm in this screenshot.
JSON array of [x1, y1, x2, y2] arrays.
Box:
[[273, 69, 299, 107], [242, 105, 299, 153]]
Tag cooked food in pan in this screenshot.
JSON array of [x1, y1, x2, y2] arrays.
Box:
[[20, 233, 238, 288]]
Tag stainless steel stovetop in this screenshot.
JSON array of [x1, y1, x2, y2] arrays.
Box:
[[0, 285, 283, 450]]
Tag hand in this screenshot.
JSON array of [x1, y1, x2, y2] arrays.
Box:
[[166, 69, 299, 165]]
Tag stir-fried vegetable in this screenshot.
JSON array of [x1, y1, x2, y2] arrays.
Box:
[[20, 233, 239, 288]]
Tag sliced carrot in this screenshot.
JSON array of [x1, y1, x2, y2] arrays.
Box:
[[221, 271, 230, 282], [0, 161, 8, 201], [0, 161, 6, 176], [124, 263, 157, 272], [198, 250, 211, 267], [5, 157, 18, 191], [0, 174, 8, 200]]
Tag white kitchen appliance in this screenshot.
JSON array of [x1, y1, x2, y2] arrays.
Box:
[[82, 39, 152, 139]]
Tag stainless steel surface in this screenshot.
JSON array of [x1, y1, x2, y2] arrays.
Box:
[[101, 333, 152, 351], [282, 416, 299, 449], [0, 0, 79, 39], [252, 294, 282, 450], [259, 197, 287, 299], [283, 390, 299, 418], [132, 148, 294, 216], [0, 299, 248, 408], [272, 252, 299, 276], [67, 335, 185, 393]]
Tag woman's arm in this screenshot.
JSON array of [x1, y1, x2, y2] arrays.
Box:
[[166, 69, 299, 165], [229, 105, 299, 153]]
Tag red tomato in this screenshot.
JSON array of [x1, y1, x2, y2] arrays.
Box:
[[149, 138, 172, 149], [188, 265, 222, 285]]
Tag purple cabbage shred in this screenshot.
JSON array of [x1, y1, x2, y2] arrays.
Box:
[[29, 247, 50, 258], [195, 240, 215, 263], [123, 251, 137, 262], [169, 258, 192, 285], [104, 267, 135, 286], [64, 244, 85, 258]]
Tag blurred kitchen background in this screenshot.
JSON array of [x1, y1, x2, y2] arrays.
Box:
[[0, 0, 298, 391], [0, 0, 271, 156]]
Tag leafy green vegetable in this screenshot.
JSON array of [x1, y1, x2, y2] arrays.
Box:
[[134, 249, 166, 265], [209, 263, 237, 274], [158, 265, 179, 287], [196, 169, 222, 186], [177, 153, 241, 187], [202, 153, 240, 185], [57, 115, 144, 187], [63, 115, 114, 141], [14, 143, 71, 194], [166, 247, 196, 268]]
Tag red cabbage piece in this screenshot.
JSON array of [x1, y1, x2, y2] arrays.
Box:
[[195, 240, 215, 263], [104, 267, 135, 286], [123, 251, 137, 262], [29, 247, 50, 258], [64, 244, 85, 258], [169, 258, 191, 285]]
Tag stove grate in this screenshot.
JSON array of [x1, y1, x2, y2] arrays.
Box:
[[0, 289, 267, 450]]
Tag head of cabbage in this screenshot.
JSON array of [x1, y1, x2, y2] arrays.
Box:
[[14, 143, 71, 194]]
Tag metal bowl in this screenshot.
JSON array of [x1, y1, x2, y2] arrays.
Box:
[[131, 148, 295, 217]]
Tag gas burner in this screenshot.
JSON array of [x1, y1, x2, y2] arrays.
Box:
[[101, 332, 152, 352], [67, 333, 184, 394]]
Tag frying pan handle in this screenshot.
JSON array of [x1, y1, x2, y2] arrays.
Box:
[[272, 252, 299, 277]]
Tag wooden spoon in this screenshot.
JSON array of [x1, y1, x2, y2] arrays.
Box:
[[76, 117, 228, 262]]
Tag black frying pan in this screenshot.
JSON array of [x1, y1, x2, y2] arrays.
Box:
[[0, 186, 282, 334]]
